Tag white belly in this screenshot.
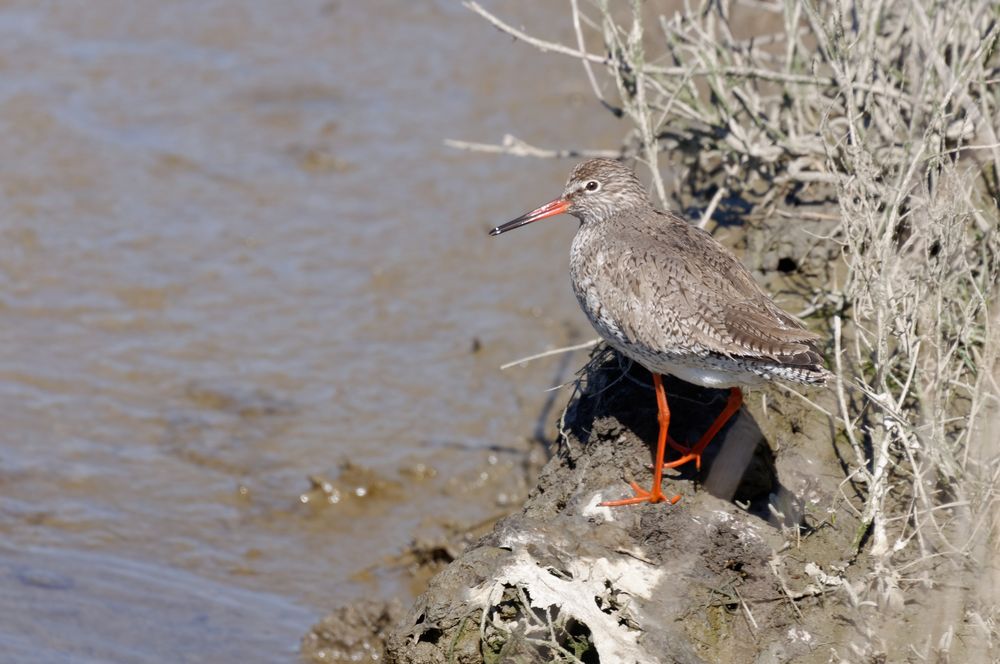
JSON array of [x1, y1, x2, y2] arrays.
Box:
[[656, 360, 760, 388], [601, 335, 765, 389]]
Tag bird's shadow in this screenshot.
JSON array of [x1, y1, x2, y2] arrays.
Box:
[[567, 350, 801, 528]]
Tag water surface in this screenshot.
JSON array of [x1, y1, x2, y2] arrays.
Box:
[[0, 1, 622, 659]]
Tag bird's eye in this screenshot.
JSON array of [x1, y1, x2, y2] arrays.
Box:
[[585, 180, 600, 192]]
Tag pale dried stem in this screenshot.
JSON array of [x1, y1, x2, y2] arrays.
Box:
[[500, 339, 601, 371], [443, 136, 620, 160]]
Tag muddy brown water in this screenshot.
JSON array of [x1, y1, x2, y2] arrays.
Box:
[[0, 1, 634, 661]]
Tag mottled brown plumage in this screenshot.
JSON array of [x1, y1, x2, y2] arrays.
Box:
[[490, 158, 829, 506]]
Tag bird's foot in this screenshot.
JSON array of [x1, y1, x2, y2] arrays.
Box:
[[599, 481, 682, 507], [647, 445, 704, 473], [663, 451, 703, 472]]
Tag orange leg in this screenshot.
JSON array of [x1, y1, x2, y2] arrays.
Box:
[[661, 387, 743, 472], [600, 373, 682, 507]]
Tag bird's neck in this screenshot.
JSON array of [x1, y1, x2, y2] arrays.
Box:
[[580, 200, 657, 230]]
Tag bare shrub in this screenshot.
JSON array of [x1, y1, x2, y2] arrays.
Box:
[[458, 0, 1000, 658]]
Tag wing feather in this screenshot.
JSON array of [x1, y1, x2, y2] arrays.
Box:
[[599, 216, 825, 369]]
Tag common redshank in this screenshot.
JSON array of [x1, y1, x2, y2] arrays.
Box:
[[490, 159, 828, 507]]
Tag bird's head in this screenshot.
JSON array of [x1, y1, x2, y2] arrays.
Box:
[[489, 158, 647, 236]]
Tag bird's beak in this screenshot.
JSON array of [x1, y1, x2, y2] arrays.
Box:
[[489, 199, 570, 236]]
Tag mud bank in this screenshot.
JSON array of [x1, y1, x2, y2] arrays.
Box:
[[353, 348, 867, 664]]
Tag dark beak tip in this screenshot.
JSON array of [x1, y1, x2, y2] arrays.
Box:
[[488, 198, 568, 239]]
